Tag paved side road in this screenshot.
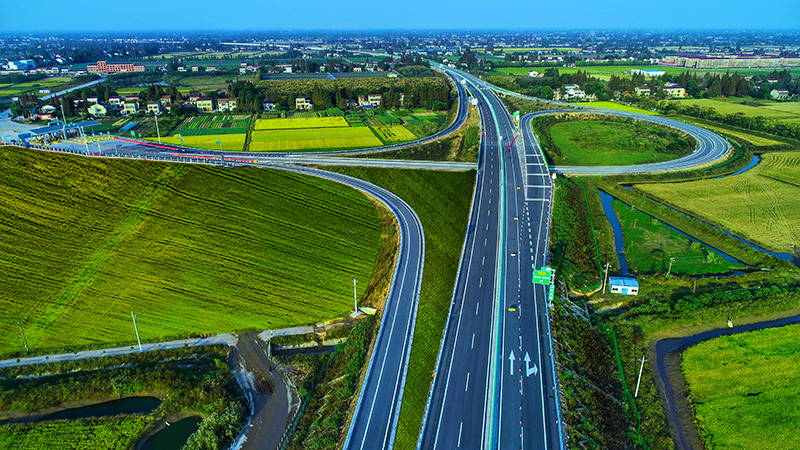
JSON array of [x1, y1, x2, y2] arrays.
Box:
[[0, 334, 238, 369]]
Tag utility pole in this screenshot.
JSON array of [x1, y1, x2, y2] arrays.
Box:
[[635, 355, 647, 398], [131, 311, 143, 353], [59, 102, 68, 140], [154, 112, 162, 144], [353, 279, 358, 313], [667, 257, 676, 278], [16, 322, 28, 354], [602, 262, 611, 293]]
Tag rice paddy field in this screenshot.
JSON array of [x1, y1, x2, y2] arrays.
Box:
[[254, 116, 349, 130], [147, 133, 246, 151], [0, 147, 383, 356], [676, 98, 800, 124], [681, 120, 789, 147], [250, 127, 382, 151], [635, 151, 800, 254], [590, 101, 658, 115], [373, 126, 418, 144], [682, 323, 800, 450]]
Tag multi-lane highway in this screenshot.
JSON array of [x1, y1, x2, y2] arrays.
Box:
[[420, 68, 561, 450]]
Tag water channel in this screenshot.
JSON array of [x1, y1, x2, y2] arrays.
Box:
[[140, 416, 203, 450], [41, 396, 161, 421]]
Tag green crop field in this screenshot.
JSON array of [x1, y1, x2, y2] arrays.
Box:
[[682, 120, 788, 147], [611, 200, 743, 275], [537, 117, 694, 166], [373, 126, 417, 144], [0, 417, 153, 449], [325, 167, 475, 450], [682, 324, 800, 450], [171, 115, 251, 136], [590, 101, 658, 115], [254, 116, 349, 131], [635, 151, 800, 254], [147, 133, 247, 151], [676, 98, 800, 123], [0, 148, 384, 356], [250, 127, 382, 152]]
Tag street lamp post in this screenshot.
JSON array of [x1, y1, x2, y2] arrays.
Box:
[[154, 113, 162, 144]]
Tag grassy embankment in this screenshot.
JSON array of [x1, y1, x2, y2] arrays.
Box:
[[0, 347, 245, 450], [682, 323, 800, 450], [324, 167, 475, 450], [533, 114, 696, 166], [611, 200, 745, 275], [0, 147, 386, 358], [635, 151, 800, 255]]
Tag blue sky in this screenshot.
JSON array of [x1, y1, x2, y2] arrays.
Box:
[[2, 0, 799, 32]]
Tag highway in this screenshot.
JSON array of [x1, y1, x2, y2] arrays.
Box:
[[420, 67, 561, 449]]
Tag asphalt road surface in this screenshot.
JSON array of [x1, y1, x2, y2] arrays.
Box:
[[421, 68, 562, 449]]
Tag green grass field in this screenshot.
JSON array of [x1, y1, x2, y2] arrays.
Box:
[[541, 118, 694, 165], [325, 167, 475, 450], [635, 151, 800, 254], [682, 324, 800, 449], [249, 127, 382, 152], [612, 200, 743, 275], [254, 116, 349, 131], [590, 101, 658, 115], [677, 98, 800, 123], [0, 417, 153, 449], [0, 148, 383, 356], [147, 133, 247, 151], [683, 121, 788, 147]]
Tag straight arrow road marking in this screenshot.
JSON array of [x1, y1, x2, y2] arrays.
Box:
[[509, 350, 515, 376]]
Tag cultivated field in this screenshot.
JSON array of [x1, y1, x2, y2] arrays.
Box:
[[254, 116, 349, 130], [683, 324, 800, 450], [676, 98, 800, 124], [635, 151, 800, 253], [612, 200, 742, 275], [172, 114, 251, 136], [682, 120, 788, 147], [0, 77, 75, 98], [147, 133, 247, 151], [373, 125, 418, 144], [0, 148, 383, 355], [249, 127, 382, 151], [497, 66, 800, 81]]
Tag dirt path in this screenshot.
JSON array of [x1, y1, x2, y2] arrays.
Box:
[[230, 333, 296, 450], [652, 314, 800, 450]]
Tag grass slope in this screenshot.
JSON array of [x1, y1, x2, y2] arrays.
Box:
[[324, 167, 475, 450], [545, 118, 693, 166], [611, 200, 743, 275], [0, 148, 383, 356], [682, 323, 800, 449], [635, 151, 800, 254]]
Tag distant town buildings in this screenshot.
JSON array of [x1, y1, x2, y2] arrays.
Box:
[[634, 86, 651, 96], [87, 60, 146, 75], [662, 54, 800, 69], [630, 68, 665, 77], [663, 86, 687, 98]]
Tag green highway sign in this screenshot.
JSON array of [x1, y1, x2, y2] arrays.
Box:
[[532, 266, 552, 285], [548, 283, 555, 302]]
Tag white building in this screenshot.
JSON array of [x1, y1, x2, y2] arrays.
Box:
[[609, 277, 639, 296]]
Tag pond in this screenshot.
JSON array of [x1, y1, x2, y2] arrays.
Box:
[[41, 396, 161, 421], [140, 416, 203, 450]]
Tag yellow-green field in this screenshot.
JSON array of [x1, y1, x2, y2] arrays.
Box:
[[146, 133, 246, 151], [683, 323, 800, 450], [250, 127, 382, 152], [635, 151, 800, 253], [590, 101, 658, 115], [254, 116, 350, 131], [373, 126, 418, 143], [677, 98, 800, 123]]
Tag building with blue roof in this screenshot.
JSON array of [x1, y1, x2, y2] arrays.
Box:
[[609, 276, 639, 295]]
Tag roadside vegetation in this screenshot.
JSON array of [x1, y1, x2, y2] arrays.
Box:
[[0, 147, 386, 358], [0, 347, 245, 450], [323, 167, 475, 450], [682, 323, 800, 450]]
